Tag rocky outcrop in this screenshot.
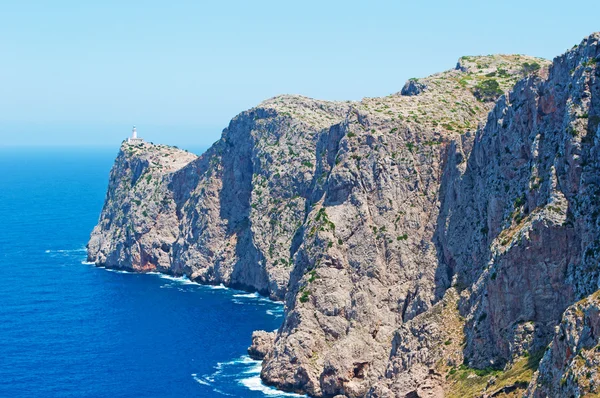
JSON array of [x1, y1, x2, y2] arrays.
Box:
[[87, 143, 197, 272], [88, 32, 600, 397], [400, 79, 427, 96], [248, 330, 277, 360]]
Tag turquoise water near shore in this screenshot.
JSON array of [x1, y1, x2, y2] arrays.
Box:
[[0, 147, 299, 397]]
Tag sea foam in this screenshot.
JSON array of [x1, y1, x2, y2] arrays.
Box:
[[239, 375, 306, 397], [208, 283, 228, 290], [45, 248, 86, 254], [233, 292, 260, 298], [157, 274, 196, 285]]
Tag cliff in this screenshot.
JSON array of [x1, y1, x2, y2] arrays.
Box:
[[374, 32, 600, 398], [88, 143, 197, 272], [88, 32, 600, 397]]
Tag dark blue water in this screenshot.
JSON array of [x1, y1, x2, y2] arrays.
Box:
[[0, 147, 298, 397]]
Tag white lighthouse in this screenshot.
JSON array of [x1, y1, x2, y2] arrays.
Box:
[[127, 125, 144, 144]]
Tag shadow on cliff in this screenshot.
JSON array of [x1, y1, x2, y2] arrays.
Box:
[[431, 137, 481, 301], [429, 38, 600, 367], [218, 114, 271, 295]]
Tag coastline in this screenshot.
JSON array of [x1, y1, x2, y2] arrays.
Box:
[[82, 257, 296, 397]]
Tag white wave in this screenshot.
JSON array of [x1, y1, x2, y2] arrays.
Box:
[[192, 373, 235, 396], [233, 292, 260, 298], [216, 355, 256, 368], [243, 362, 262, 374], [194, 356, 241, 381], [236, 357, 306, 396], [191, 374, 212, 386], [232, 291, 283, 306], [81, 261, 95, 265], [208, 283, 227, 290], [266, 309, 284, 317], [157, 274, 196, 285], [45, 248, 86, 254], [103, 268, 134, 274], [193, 356, 304, 397], [239, 375, 306, 397], [213, 388, 234, 396]]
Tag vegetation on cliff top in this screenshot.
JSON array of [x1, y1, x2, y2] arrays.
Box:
[[446, 351, 544, 398]]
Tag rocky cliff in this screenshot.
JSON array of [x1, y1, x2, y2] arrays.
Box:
[[88, 33, 600, 397]]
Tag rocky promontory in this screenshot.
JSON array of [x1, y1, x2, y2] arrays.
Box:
[[88, 33, 600, 397]]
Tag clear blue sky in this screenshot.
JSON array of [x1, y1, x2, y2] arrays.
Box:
[[0, 0, 598, 149]]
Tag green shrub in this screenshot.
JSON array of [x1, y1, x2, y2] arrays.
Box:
[[514, 194, 526, 208], [307, 270, 319, 283], [497, 68, 509, 78], [473, 79, 502, 102], [299, 290, 310, 303], [522, 62, 541, 74]]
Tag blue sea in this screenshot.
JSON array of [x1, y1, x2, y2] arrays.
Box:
[[0, 147, 299, 397]]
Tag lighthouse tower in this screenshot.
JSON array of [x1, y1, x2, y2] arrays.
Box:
[[127, 125, 144, 144]]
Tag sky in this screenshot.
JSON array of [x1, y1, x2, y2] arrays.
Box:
[[0, 0, 598, 149]]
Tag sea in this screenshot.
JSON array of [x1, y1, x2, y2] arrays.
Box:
[[0, 147, 302, 398]]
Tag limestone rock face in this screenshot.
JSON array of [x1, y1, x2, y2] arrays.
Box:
[[528, 291, 600, 397], [87, 32, 600, 398], [437, 33, 600, 374], [400, 79, 427, 96], [87, 142, 197, 273]]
